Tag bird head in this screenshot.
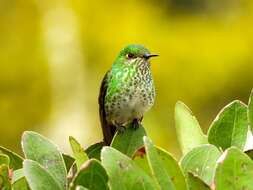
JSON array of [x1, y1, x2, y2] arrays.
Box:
[[114, 44, 158, 67]]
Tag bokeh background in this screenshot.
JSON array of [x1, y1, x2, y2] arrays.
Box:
[[1, 0, 253, 157]]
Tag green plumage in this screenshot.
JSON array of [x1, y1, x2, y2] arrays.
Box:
[[99, 44, 157, 145]]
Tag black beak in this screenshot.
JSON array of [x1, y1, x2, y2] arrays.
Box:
[[143, 54, 159, 59]]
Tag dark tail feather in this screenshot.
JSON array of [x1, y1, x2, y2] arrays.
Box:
[[101, 122, 116, 145]]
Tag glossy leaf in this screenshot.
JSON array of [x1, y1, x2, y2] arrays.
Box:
[[23, 160, 62, 190], [22, 131, 67, 189], [85, 142, 104, 160], [175, 101, 207, 155], [208, 100, 248, 150], [180, 144, 221, 185], [62, 153, 75, 172], [69, 136, 89, 170], [215, 147, 253, 190], [111, 125, 146, 157], [101, 146, 158, 190], [71, 159, 109, 190], [0, 146, 23, 170]]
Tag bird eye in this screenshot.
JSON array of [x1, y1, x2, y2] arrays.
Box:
[[127, 53, 135, 59]]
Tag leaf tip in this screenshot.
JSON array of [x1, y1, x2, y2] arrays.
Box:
[[175, 101, 193, 115], [69, 136, 77, 145], [175, 101, 185, 110]]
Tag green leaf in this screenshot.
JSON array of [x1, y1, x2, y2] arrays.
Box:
[[0, 146, 23, 170], [69, 136, 89, 170], [0, 164, 11, 190], [13, 177, 30, 190], [144, 136, 176, 190], [245, 149, 253, 160], [62, 153, 75, 172], [133, 148, 152, 176], [12, 169, 30, 190], [12, 168, 24, 183], [71, 159, 109, 190], [85, 142, 103, 160], [22, 131, 67, 189], [111, 125, 146, 157], [175, 101, 207, 155], [23, 160, 62, 190], [156, 147, 187, 190], [134, 144, 187, 190], [215, 147, 253, 190], [0, 154, 9, 166], [208, 100, 248, 150], [180, 144, 221, 185], [187, 173, 211, 190], [101, 146, 158, 190], [249, 90, 253, 133]]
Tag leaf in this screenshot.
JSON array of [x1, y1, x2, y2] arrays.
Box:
[[85, 142, 104, 160], [111, 124, 146, 157], [13, 177, 30, 190], [75, 186, 89, 190], [11, 168, 30, 190], [23, 160, 62, 190], [134, 143, 187, 190], [187, 173, 211, 190], [156, 147, 187, 190], [133, 148, 152, 176], [0, 146, 23, 170], [245, 149, 253, 160], [175, 101, 207, 155], [69, 136, 89, 170], [12, 168, 24, 183], [0, 164, 11, 190], [215, 147, 253, 190], [62, 153, 75, 172], [208, 100, 248, 150], [0, 154, 10, 166], [101, 146, 158, 190], [22, 131, 67, 189], [71, 159, 109, 190], [144, 136, 184, 190], [249, 90, 253, 133], [180, 144, 221, 185]]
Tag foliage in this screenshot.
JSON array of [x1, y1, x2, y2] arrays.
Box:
[[0, 89, 253, 189]]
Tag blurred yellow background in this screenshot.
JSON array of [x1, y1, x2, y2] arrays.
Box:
[[1, 0, 253, 157]]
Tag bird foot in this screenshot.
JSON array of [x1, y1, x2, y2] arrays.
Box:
[[132, 119, 141, 130], [116, 126, 126, 133]]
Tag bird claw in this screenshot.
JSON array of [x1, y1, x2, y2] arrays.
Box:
[[117, 126, 126, 133], [132, 119, 141, 130]]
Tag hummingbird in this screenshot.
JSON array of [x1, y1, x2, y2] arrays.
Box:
[[99, 44, 158, 145]]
